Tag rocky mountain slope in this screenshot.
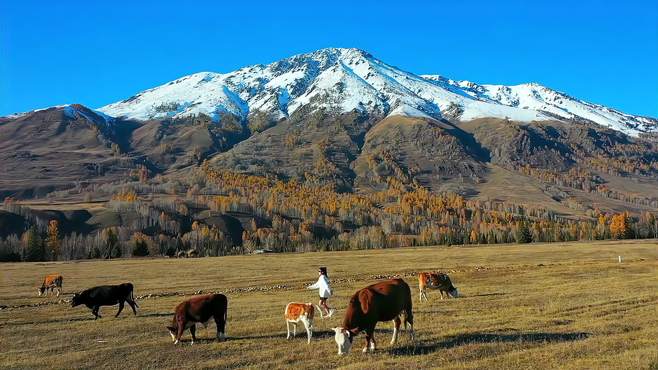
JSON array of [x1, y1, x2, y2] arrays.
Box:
[[1, 48, 657, 216]]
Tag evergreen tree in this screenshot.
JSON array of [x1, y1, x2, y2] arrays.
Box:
[[25, 226, 45, 261], [515, 221, 532, 244]]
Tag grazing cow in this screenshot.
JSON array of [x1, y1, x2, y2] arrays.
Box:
[[167, 294, 228, 345], [71, 283, 138, 319], [284, 302, 324, 344], [38, 273, 63, 297], [332, 278, 414, 355], [418, 272, 459, 302]]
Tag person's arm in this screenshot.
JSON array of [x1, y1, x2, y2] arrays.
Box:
[[307, 277, 321, 289]]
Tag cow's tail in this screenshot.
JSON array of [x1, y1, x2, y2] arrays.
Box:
[[313, 304, 325, 319], [130, 286, 139, 308]]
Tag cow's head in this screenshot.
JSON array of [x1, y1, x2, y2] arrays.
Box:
[[332, 327, 354, 355], [449, 287, 459, 298], [166, 325, 178, 344], [70, 293, 82, 307]]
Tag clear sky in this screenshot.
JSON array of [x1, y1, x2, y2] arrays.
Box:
[[1, 0, 657, 117]]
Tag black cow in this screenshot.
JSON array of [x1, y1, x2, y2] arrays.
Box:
[[71, 283, 138, 319]]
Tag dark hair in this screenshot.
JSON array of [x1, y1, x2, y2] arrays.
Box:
[[319, 267, 327, 275]]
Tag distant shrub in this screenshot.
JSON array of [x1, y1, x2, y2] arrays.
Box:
[[131, 232, 150, 257], [0, 250, 21, 262], [132, 240, 149, 257]]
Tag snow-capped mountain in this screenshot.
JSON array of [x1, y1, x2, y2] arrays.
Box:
[[422, 75, 658, 136], [81, 47, 657, 138]]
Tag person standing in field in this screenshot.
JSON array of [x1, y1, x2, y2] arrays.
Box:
[[308, 267, 335, 317]]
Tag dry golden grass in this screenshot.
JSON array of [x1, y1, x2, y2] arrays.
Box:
[[1, 240, 657, 369]]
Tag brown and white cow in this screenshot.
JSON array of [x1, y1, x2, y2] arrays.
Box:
[[332, 278, 414, 355], [418, 272, 459, 302], [38, 273, 63, 297], [284, 302, 324, 344], [167, 294, 228, 345]]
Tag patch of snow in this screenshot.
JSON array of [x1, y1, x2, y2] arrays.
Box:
[[387, 104, 434, 119]]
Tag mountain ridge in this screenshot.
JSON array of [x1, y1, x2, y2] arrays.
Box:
[[87, 47, 657, 137]]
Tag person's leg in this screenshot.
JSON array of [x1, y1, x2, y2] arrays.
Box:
[[319, 298, 329, 316], [321, 297, 335, 317]]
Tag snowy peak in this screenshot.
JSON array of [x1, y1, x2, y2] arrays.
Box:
[[422, 75, 658, 136], [94, 48, 656, 137]]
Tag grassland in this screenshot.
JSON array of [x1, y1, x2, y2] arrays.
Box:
[[1, 240, 657, 369]]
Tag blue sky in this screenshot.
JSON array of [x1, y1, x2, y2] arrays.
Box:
[[1, 0, 657, 117]]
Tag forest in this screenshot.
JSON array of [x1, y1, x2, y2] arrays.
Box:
[[1, 161, 656, 262]]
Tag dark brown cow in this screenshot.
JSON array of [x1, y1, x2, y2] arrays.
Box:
[[332, 278, 414, 355], [38, 273, 63, 297], [418, 272, 459, 302], [167, 294, 228, 345]]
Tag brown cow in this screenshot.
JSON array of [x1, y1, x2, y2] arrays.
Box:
[[332, 278, 414, 355], [418, 272, 459, 302], [284, 302, 324, 344], [167, 294, 228, 345], [38, 273, 63, 297]]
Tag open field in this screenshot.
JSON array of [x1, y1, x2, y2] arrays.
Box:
[[1, 240, 657, 369]]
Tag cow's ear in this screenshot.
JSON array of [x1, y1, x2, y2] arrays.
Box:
[[166, 325, 176, 332], [332, 327, 341, 333], [344, 330, 351, 338]]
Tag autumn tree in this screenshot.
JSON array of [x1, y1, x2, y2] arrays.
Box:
[[610, 213, 631, 239], [46, 220, 61, 260]]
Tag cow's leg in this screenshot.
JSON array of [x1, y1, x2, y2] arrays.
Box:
[[92, 305, 101, 319], [391, 317, 401, 345], [363, 329, 376, 353], [369, 330, 377, 352], [301, 318, 312, 344], [189, 324, 196, 345], [405, 311, 415, 342], [56, 287, 61, 297], [126, 298, 138, 315], [175, 319, 185, 344], [286, 321, 292, 339], [115, 300, 125, 317], [213, 313, 226, 342], [292, 322, 297, 337]]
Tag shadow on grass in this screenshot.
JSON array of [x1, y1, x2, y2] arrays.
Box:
[[234, 329, 337, 341], [5, 316, 96, 326], [4, 311, 167, 327], [468, 292, 507, 298], [137, 311, 173, 318], [388, 331, 590, 356]]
